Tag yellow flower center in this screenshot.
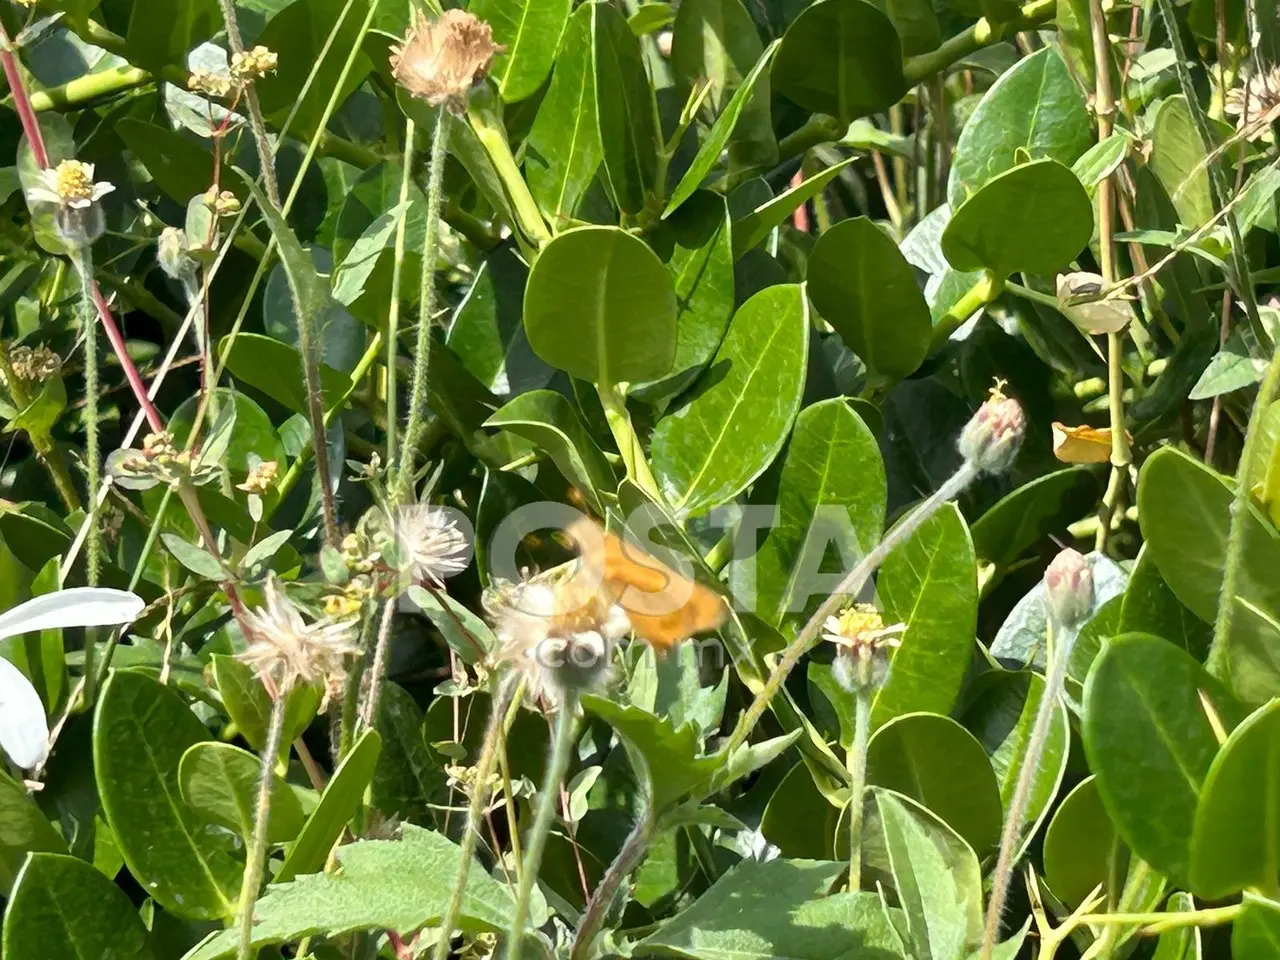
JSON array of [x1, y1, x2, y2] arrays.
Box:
[[834, 604, 885, 641], [54, 161, 94, 202]]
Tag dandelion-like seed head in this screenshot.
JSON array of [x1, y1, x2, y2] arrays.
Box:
[[392, 503, 470, 586], [824, 603, 905, 694], [390, 8, 502, 110], [1225, 67, 1280, 141], [238, 576, 360, 702]]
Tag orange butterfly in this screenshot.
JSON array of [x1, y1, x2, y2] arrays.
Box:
[[564, 517, 727, 652]]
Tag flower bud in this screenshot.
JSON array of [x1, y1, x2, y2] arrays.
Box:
[[958, 383, 1025, 475], [157, 227, 195, 282], [1044, 548, 1094, 627], [54, 203, 106, 249]]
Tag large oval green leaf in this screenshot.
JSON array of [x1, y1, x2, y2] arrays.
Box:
[[750, 398, 885, 628], [470, 0, 571, 103], [1149, 95, 1215, 229], [1083, 633, 1236, 886], [0, 767, 65, 895], [866, 712, 1002, 856], [1042, 776, 1116, 908], [94, 670, 241, 919], [523, 226, 677, 385], [947, 47, 1093, 207], [772, 0, 906, 125], [651, 283, 809, 515], [592, 1, 659, 214], [1190, 699, 1280, 898], [1235, 895, 1280, 960], [942, 159, 1093, 278], [970, 466, 1098, 567], [806, 216, 931, 380], [178, 742, 305, 844], [873, 503, 977, 726], [1118, 545, 1213, 658], [2, 853, 157, 960]]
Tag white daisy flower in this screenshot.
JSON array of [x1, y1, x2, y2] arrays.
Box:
[[26, 160, 115, 210]]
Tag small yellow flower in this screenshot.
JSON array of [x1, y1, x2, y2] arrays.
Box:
[[142, 431, 177, 461], [823, 604, 904, 651], [236, 459, 279, 495], [230, 45, 278, 83], [188, 68, 234, 98], [26, 160, 115, 210], [323, 593, 364, 618], [390, 9, 502, 110]]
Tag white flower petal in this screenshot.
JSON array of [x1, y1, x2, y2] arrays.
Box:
[[24, 187, 60, 205], [0, 657, 49, 770], [90, 182, 115, 201], [0, 588, 146, 642]]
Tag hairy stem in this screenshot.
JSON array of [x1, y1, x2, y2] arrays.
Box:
[[724, 461, 980, 758], [236, 693, 288, 960], [981, 620, 1071, 959], [846, 689, 872, 892], [214, 0, 280, 207], [386, 117, 417, 469], [571, 809, 655, 960], [358, 597, 397, 733], [74, 251, 103, 588], [396, 110, 450, 504], [431, 675, 519, 960], [507, 694, 579, 960]]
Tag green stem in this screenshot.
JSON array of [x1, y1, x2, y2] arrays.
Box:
[[236, 693, 288, 960], [902, 0, 1057, 85], [1064, 902, 1241, 935], [357, 597, 397, 735], [466, 103, 552, 249], [22, 66, 151, 112], [75, 250, 103, 593], [571, 808, 655, 960], [846, 689, 871, 892], [598, 382, 662, 503], [214, 0, 279, 206], [432, 675, 519, 960], [507, 694, 579, 960], [777, 114, 846, 163], [981, 619, 1073, 959], [386, 117, 417, 469], [395, 109, 450, 504], [931, 270, 1003, 349]]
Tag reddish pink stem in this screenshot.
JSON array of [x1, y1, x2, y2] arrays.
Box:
[[0, 38, 48, 169], [89, 283, 165, 432]]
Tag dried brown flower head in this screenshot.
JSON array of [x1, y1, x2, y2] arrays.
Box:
[[6, 345, 61, 384], [390, 9, 502, 110], [1225, 67, 1280, 141]]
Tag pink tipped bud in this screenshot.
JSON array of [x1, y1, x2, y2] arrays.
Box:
[[1045, 548, 1094, 627], [958, 383, 1025, 475]]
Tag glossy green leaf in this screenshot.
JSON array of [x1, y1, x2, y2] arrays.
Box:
[[219, 332, 354, 416], [665, 41, 780, 216], [0, 767, 65, 895], [169, 389, 287, 475], [651, 284, 809, 515], [185, 825, 519, 960], [526, 3, 602, 226], [123, 0, 216, 71], [971, 466, 1098, 567], [1138, 446, 1280, 704], [772, 0, 906, 125], [874, 787, 982, 960], [592, 1, 659, 213], [869, 0, 939, 55], [1118, 545, 1212, 658], [94, 671, 241, 919], [471, 0, 571, 102], [943, 159, 1093, 278], [485, 390, 617, 512], [210, 655, 319, 761], [948, 47, 1093, 207], [1083, 633, 1235, 885], [867, 713, 1001, 856], [178, 742, 304, 843], [2, 853, 157, 960], [278, 730, 382, 883], [582, 696, 719, 813], [117, 119, 230, 209], [1190, 699, 1280, 898], [523, 226, 676, 384], [1149, 95, 1214, 228], [1234, 894, 1280, 960], [872, 504, 976, 724], [732, 158, 854, 258], [372, 683, 445, 826], [761, 761, 839, 859], [806, 217, 931, 380], [752, 398, 885, 628], [1043, 776, 1115, 907]]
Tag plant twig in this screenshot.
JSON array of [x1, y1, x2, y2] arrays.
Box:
[[571, 809, 654, 960], [846, 689, 871, 892], [236, 693, 288, 960]]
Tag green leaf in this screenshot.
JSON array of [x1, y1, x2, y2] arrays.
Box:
[[731, 158, 855, 258], [629, 3, 675, 34], [278, 730, 382, 883], [485, 390, 617, 512], [772, 0, 906, 126], [651, 283, 809, 515], [806, 217, 931, 380], [582, 696, 719, 813], [637, 858, 905, 960], [665, 40, 780, 216], [867, 713, 1002, 856], [592, 1, 660, 214], [868, 0, 940, 55], [94, 671, 241, 919], [873, 503, 976, 724], [1138, 446, 1280, 704], [1149, 95, 1214, 228], [117, 119, 231, 209], [160, 533, 226, 581], [169, 389, 288, 475], [874, 787, 982, 960], [1042, 776, 1116, 907], [1235, 894, 1280, 960], [1118, 545, 1212, 658], [404, 586, 497, 665], [471, 0, 571, 102], [123, 0, 217, 71], [372, 683, 445, 826], [762, 761, 839, 859], [942, 159, 1094, 278], [219, 333, 354, 416], [331, 200, 410, 307], [2, 853, 157, 960], [210, 655, 319, 761], [0, 559, 67, 719], [8, 373, 65, 441], [523, 226, 677, 384], [526, 3, 602, 226], [184, 825, 519, 960], [1190, 699, 1280, 898], [948, 47, 1093, 207], [1083, 633, 1236, 886], [1072, 133, 1129, 192], [0, 767, 65, 895], [1152, 892, 1203, 960], [970, 466, 1099, 567], [179, 742, 304, 843], [751, 398, 885, 628]]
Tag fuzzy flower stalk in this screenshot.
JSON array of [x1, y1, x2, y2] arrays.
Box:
[[724, 383, 1026, 759], [981, 548, 1093, 960], [234, 578, 359, 960]]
